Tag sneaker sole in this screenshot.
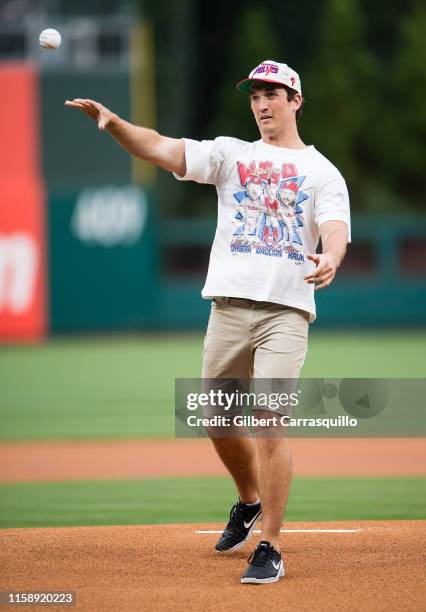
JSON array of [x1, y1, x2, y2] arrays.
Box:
[[215, 511, 262, 554], [240, 561, 285, 584]]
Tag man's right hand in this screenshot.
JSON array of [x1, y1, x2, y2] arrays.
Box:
[[65, 98, 117, 131]]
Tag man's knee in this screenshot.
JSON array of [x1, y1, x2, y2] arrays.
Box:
[[257, 435, 286, 450]]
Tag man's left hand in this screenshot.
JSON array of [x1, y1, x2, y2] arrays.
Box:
[[304, 253, 338, 290]]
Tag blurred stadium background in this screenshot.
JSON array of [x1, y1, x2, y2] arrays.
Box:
[[0, 0, 425, 529]]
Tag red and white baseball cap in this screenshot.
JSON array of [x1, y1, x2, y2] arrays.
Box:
[[237, 60, 302, 95], [282, 180, 298, 193]]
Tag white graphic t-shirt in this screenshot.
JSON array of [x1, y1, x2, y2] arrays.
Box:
[[174, 137, 351, 322]]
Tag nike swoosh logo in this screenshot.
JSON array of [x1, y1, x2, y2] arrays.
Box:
[[243, 510, 261, 529], [272, 561, 281, 570]]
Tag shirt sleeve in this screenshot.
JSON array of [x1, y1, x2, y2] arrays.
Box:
[[173, 137, 228, 185], [314, 172, 351, 243]]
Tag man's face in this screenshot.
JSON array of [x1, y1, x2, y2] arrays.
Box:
[[280, 187, 296, 206], [250, 84, 300, 138], [265, 182, 277, 200], [246, 180, 262, 200]]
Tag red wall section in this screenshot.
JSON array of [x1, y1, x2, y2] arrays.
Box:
[[0, 62, 40, 177], [0, 63, 46, 341]]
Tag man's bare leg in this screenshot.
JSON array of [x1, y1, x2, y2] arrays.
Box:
[[255, 430, 292, 550], [210, 436, 259, 503]]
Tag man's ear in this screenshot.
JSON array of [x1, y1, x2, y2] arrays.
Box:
[[292, 93, 303, 111]]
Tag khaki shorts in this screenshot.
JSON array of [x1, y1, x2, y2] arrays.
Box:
[[202, 297, 309, 416]]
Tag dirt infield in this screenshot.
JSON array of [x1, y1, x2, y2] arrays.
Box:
[[1, 439, 424, 610], [1, 520, 425, 611], [1, 438, 425, 482]]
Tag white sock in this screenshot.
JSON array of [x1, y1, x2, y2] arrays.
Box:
[[241, 498, 260, 506]]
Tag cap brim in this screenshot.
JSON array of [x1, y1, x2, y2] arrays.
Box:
[[236, 77, 293, 92], [236, 78, 254, 92]]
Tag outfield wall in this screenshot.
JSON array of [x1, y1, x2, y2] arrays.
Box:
[[2, 179, 426, 337], [1, 62, 426, 339], [156, 215, 426, 329]]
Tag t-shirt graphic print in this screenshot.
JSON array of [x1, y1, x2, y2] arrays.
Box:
[[231, 160, 308, 261]]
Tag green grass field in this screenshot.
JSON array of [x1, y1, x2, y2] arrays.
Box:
[[1, 331, 425, 529], [0, 477, 424, 529], [0, 331, 425, 440]]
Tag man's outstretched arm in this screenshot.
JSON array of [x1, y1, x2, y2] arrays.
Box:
[[64, 98, 186, 176]]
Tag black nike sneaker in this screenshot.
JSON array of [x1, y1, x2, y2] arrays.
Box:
[[240, 540, 285, 584], [215, 499, 262, 553]]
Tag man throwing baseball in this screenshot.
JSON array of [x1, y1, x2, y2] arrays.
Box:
[[66, 59, 350, 585]]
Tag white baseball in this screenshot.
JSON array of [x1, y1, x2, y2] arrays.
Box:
[[39, 28, 62, 49]]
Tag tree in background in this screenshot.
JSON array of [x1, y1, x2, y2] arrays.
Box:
[[142, 0, 197, 215], [140, 0, 425, 215], [382, 1, 426, 208], [207, 4, 281, 140], [301, 0, 379, 210]]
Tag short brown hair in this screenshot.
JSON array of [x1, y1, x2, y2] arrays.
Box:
[[249, 81, 305, 121]]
